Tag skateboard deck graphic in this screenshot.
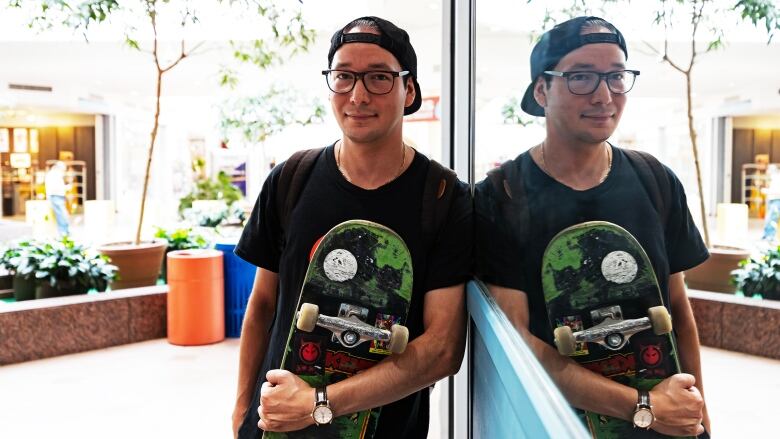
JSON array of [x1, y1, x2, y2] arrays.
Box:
[[542, 221, 690, 439], [264, 220, 412, 439]]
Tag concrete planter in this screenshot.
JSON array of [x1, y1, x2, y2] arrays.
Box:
[[0, 285, 168, 365], [689, 289, 780, 360]]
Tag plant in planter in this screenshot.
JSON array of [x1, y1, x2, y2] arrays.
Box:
[[0, 238, 117, 300], [154, 227, 209, 282], [0, 241, 40, 301], [731, 246, 780, 301], [32, 237, 118, 299]]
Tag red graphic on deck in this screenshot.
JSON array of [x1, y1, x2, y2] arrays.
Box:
[[641, 344, 662, 367], [582, 353, 636, 378], [299, 342, 321, 364], [325, 350, 376, 376]]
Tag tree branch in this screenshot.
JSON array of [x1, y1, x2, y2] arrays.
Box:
[[659, 1, 687, 73], [641, 41, 662, 56]]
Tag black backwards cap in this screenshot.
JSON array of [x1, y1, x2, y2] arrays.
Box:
[[521, 16, 628, 117], [327, 16, 422, 115]]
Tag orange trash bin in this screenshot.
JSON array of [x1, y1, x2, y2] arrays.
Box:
[[166, 249, 225, 346]]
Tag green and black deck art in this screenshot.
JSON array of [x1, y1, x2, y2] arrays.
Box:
[[542, 221, 691, 439], [265, 220, 412, 439]]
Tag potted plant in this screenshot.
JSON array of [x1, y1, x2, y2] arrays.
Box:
[[178, 171, 244, 217], [0, 241, 39, 301], [154, 227, 209, 282], [731, 246, 780, 301], [32, 237, 117, 299]]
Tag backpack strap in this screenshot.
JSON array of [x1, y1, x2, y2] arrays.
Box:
[[421, 159, 459, 252], [276, 150, 459, 254], [623, 148, 671, 227], [486, 158, 531, 246], [277, 147, 324, 233]]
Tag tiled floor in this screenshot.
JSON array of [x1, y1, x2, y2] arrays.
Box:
[[0, 338, 776, 438]]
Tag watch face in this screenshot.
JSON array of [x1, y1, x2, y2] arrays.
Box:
[[633, 408, 654, 428], [313, 405, 333, 425]]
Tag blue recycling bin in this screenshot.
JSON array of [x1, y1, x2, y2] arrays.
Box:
[[215, 242, 256, 337]]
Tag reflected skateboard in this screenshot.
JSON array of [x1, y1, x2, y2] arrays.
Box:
[[542, 221, 689, 439]]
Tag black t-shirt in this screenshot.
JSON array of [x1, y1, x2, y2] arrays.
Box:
[[474, 146, 709, 346], [235, 144, 472, 439]]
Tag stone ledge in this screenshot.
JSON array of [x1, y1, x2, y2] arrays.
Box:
[[689, 289, 780, 360], [0, 286, 168, 365]]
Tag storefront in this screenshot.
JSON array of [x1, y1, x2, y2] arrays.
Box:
[[0, 113, 97, 217]]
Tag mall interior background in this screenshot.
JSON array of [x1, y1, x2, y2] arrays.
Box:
[[1, 1, 778, 244], [1, 1, 779, 438]]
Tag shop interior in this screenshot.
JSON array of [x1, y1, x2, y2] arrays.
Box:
[[0, 112, 96, 217]]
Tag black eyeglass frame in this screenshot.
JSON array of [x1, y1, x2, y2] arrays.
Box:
[[543, 69, 641, 95], [321, 69, 410, 95]]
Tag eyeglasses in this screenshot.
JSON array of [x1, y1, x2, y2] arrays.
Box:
[[322, 69, 409, 95], [543, 70, 640, 95]]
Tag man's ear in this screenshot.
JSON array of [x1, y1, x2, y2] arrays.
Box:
[[533, 78, 547, 109], [404, 78, 416, 107]]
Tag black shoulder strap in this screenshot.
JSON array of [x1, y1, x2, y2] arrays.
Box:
[[421, 159, 459, 251], [277, 147, 324, 232], [623, 148, 671, 227], [277, 151, 458, 253], [486, 158, 530, 246]]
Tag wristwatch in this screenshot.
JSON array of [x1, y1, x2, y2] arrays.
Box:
[[311, 386, 333, 426], [632, 389, 655, 429]]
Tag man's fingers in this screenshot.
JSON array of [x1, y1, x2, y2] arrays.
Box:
[[672, 373, 696, 388], [260, 381, 277, 408], [266, 369, 292, 385]]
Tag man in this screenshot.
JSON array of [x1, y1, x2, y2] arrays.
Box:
[[475, 17, 710, 438], [232, 16, 471, 439], [45, 161, 70, 236]]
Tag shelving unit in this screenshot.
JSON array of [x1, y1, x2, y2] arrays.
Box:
[[742, 163, 770, 218]]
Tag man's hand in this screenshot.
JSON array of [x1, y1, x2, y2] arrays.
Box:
[[649, 373, 705, 437], [258, 369, 316, 432]]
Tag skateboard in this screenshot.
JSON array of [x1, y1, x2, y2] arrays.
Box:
[[264, 220, 412, 439], [542, 221, 690, 439]]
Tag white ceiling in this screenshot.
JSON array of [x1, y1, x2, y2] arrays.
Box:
[[0, 0, 777, 117]]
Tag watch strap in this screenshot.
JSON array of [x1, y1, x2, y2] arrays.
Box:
[[315, 386, 328, 405], [638, 389, 651, 408]]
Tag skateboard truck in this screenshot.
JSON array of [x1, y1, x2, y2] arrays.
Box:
[[296, 303, 409, 354], [554, 305, 672, 356]]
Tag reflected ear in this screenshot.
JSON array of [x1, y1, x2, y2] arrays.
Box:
[[405, 78, 416, 107], [533, 78, 547, 109]]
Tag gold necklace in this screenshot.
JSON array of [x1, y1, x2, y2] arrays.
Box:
[[336, 141, 407, 187], [539, 142, 612, 184]]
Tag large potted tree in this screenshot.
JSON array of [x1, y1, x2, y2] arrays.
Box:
[[11, 0, 316, 289]]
